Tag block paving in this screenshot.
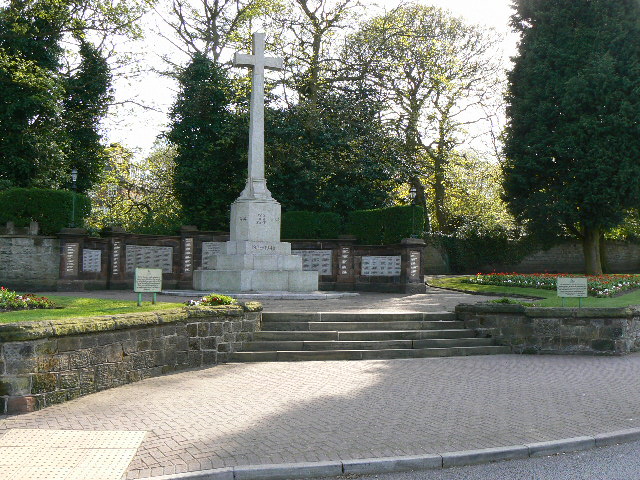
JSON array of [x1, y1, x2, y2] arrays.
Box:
[[2, 288, 640, 479], [2, 354, 640, 479]]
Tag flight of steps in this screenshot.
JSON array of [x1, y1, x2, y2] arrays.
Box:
[[231, 312, 510, 362]]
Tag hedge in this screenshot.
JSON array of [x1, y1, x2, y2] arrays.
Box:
[[0, 188, 91, 235], [281, 211, 342, 239], [282, 206, 425, 244], [346, 205, 424, 245]]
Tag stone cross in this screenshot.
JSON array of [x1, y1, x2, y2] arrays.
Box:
[[233, 32, 283, 200]]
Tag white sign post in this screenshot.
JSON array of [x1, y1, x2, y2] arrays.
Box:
[[134, 268, 163, 306], [557, 277, 588, 307]]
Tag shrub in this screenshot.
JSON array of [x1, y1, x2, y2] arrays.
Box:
[[281, 211, 342, 239], [0, 188, 91, 235]]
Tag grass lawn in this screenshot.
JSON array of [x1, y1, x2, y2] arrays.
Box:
[[428, 276, 640, 308], [0, 296, 186, 324]]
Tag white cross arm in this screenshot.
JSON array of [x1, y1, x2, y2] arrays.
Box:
[[233, 53, 283, 71]]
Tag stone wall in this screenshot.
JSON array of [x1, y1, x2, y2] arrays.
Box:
[[0, 236, 60, 290], [456, 303, 640, 355], [0, 304, 261, 415]]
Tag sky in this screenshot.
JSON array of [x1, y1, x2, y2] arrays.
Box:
[[103, 0, 519, 158]]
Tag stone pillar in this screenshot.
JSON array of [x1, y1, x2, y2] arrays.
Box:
[[335, 236, 356, 291], [401, 238, 427, 293], [57, 228, 89, 291], [102, 227, 127, 289]]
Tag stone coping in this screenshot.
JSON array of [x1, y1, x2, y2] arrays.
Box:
[[455, 303, 638, 318], [0, 302, 262, 343]]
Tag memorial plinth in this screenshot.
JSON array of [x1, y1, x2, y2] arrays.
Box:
[[193, 32, 318, 292], [193, 197, 318, 292]]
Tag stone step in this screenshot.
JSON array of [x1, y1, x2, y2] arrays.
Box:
[[263, 321, 466, 331], [261, 312, 456, 323], [243, 337, 495, 352], [252, 329, 477, 342], [231, 346, 511, 363]]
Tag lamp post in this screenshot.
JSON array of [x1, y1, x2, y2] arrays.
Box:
[[71, 168, 78, 228], [409, 186, 417, 238]]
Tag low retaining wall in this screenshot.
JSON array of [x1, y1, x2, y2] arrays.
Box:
[[0, 304, 261, 415], [456, 303, 640, 355]]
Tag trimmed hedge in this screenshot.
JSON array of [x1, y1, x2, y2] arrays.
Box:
[[346, 205, 425, 245], [0, 188, 91, 235], [281, 211, 342, 239], [282, 206, 425, 244]]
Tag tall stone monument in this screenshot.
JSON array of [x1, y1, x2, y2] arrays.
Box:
[[194, 32, 319, 292]]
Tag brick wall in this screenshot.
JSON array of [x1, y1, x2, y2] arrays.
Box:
[[0, 236, 60, 290], [0, 305, 261, 415]]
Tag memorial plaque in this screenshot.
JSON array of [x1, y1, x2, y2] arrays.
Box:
[[112, 240, 121, 275], [183, 238, 194, 273], [292, 250, 332, 275], [134, 268, 163, 292], [339, 247, 351, 275], [201, 242, 227, 269], [557, 277, 588, 298], [82, 249, 102, 273], [361, 256, 402, 277], [126, 245, 173, 274], [64, 243, 79, 276], [409, 251, 420, 279]]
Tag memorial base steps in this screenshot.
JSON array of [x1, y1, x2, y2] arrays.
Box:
[[231, 312, 510, 362]]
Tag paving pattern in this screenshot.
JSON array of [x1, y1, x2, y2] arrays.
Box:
[[0, 429, 146, 480], [2, 354, 640, 479]]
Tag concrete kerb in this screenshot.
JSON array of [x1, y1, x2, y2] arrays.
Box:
[[146, 428, 640, 480]]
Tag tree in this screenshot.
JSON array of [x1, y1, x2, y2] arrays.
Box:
[[167, 53, 246, 230], [265, 90, 405, 212], [344, 5, 502, 232], [157, 0, 281, 64], [86, 143, 183, 234], [502, 0, 640, 275], [0, 0, 148, 191], [270, 0, 361, 105], [63, 38, 113, 193]]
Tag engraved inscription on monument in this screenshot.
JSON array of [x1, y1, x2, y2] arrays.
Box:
[[361, 256, 402, 276], [65, 243, 79, 275], [112, 240, 121, 275], [82, 249, 102, 273], [201, 242, 227, 269], [125, 245, 173, 274], [409, 251, 420, 279], [183, 238, 194, 273], [339, 247, 351, 275], [292, 250, 332, 276]]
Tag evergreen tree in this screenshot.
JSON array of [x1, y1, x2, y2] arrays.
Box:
[[63, 38, 113, 193], [503, 0, 640, 274], [266, 91, 404, 213], [168, 53, 246, 230], [0, 0, 67, 188]]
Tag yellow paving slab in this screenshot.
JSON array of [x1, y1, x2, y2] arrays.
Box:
[[0, 429, 147, 480]]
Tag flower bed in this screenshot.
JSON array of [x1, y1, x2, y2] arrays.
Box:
[[185, 293, 237, 307], [0, 287, 55, 311], [464, 273, 640, 297]]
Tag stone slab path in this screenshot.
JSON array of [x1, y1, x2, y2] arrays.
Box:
[[2, 354, 640, 479]]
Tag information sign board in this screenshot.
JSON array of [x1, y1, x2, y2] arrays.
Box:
[[134, 268, 163, 293], [557, 277, 588, 298]]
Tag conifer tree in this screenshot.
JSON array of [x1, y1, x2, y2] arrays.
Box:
[[503, 0, 640, 274]]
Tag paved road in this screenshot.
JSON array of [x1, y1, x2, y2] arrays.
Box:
[[3, 354, 640, 479]]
